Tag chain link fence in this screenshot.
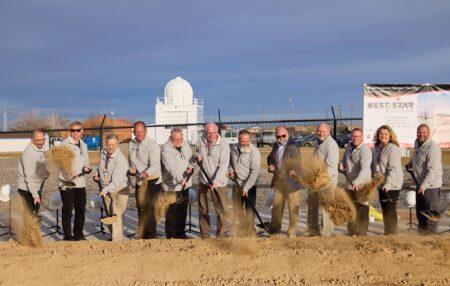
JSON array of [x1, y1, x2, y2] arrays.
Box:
[[0, 117, 449, 213]]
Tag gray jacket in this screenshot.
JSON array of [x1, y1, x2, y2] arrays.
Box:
[[99, 149, 131, 194], [314, 135, 339, 185], [341, 142, 372, 190], [128, 137, 162, 185], [412, 137, 442, 189], [371, 143, 403, 190], [17, 143, 47, 199], [58, 137, 90, 190], [230, 143, 261, 192], [161, 140, 195, 192], [196, 135, 230, 187]]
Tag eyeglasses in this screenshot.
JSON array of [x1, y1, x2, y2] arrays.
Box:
[[276, 134, 287, 139], [70, 128, 82, 133]]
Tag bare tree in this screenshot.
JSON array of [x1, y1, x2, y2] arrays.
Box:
[[10, 111, 45, 131], [10, 111, 69, 131]]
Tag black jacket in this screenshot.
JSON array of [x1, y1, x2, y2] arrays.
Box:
[[267, 141, 300, 187]]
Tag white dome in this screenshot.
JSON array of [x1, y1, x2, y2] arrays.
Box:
[[164, 76, 193, 105]]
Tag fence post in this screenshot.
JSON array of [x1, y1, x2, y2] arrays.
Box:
[[331, 106, 337, 140], [99, 114, 106, 152]]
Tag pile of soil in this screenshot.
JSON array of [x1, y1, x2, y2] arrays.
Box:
[[0, 235, 449, 285]]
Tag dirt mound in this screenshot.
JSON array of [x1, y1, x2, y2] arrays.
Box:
[[0, 236, 449, 285]]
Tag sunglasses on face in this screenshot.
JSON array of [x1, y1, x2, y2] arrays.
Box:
[[70, 128, 82, 133], [276, 134, 287, 139]]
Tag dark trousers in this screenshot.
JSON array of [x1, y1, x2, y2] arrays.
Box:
[[346, 189, 369, 236], [379, 189, 400, 235], [60, 188, 86, 239], [18, 189, 41, 216], [307, 191, 320, 235], [416, 188, 440, 234], [165, 188, 189, 239], [136, 183, 162, 239], [232, 185, 257, 237]]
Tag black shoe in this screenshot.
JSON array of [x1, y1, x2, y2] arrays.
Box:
[[73, 236, 87, 241], [63, 236, 73, 241]]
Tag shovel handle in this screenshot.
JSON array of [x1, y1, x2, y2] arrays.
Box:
[[197, 160, 213, 186], [405, 165, 419, 187], [229, 175, 266, 226]]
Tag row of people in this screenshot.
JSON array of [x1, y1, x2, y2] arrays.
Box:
[[16, 121, 443, 240]]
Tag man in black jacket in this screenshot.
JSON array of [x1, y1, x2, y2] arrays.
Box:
[[267, 126, 302, 237]]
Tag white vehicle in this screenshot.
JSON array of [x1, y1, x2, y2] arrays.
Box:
[[223, 130, 239, 145]]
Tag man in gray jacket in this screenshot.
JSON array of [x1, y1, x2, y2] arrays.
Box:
[[309, 123, 339, 236], [95, 134, 130, 241], [18, 130, 48, 214], [229, 129, 261, 236], [407, 124, 443, 234], [196, 122, 230, 239], [128, 121, 162, 239], [339, 128, 372, 236], [58, 121, 91, 241], [161, 128, 195, 239]]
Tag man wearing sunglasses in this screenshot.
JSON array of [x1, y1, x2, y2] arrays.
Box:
[[267, 126, 302, 237], [58, 121, 92, 241]]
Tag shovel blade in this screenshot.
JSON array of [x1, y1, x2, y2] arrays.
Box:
[[101, 215, 118, 225], [58, 179, 76, 187], [256, 222, 278, 234], [420, 210, 441, 222]]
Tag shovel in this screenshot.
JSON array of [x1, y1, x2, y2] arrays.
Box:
[[59, 168, 93, 187], [173, 169, 194, 204], [229, 175, 278, 235], [96, 173, 118, 225], [338, 168, 369, 206], [405, 165, 441, 222]]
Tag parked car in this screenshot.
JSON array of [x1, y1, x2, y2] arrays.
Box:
[[336, 133, 352, 148], [256, 131, 276, 147], [296, 134, 317, 147], [223, 130, 239, 145]]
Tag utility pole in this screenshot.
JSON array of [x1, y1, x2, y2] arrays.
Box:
[[3, 106, 7, 131]]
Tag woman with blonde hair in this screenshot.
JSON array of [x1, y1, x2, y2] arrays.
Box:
[[371, 125, 403, 235]]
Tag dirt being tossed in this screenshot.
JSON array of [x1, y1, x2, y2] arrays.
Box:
[[45, 145, 75, 174], [0, 236, 449, 285], [10, 194, 42, 248], [320, 186, 357, 226], [281, 155, 357, 225]]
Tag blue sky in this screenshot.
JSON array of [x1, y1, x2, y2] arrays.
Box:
[[1, 0, 450, 124]]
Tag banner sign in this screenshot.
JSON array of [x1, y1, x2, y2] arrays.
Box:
[[363, 84, 450, 148]]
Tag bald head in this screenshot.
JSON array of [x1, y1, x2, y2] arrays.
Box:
[[317, 123, 331, 141], [417, 124, 430, 144], [32, 130, 45, 149], [275, 126, 289, 144]]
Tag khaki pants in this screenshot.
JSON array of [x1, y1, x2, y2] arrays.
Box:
[[271, 188, 300, 236], [198, 184, 230, 238], [104, 187, 130, 241], [307, 191, 334, 236]]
